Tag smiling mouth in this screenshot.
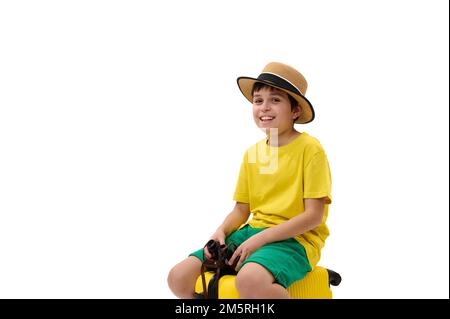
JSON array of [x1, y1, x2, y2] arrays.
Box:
[[260, 116, 275, 122]]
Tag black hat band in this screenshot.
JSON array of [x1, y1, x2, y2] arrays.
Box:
[[257, 73, 303, 97]]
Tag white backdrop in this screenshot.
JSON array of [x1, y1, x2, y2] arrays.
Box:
[[0, 0, 448, 299]]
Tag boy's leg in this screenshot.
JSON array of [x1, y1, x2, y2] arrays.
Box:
[[235, 235, 311, 298], [235, 262, 290, 299], [167, 256, 202, 298], [168, 226, 249, 298]]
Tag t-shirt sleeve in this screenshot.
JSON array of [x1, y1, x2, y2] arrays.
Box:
[[233, 152, 249, 203], [304, 150, 332, 204]]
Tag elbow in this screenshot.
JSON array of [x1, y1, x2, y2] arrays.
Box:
[[235, 202, 251, 220], [308, 219, 322, 231], [308, 211, 324, 229], [303, 198, 326, 229]]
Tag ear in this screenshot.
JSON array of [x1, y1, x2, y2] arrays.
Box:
[[292, 105, 302, 119]]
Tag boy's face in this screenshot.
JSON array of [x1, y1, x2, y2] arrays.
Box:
[[252, 86, 300, 132]]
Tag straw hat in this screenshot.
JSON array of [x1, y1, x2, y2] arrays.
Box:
[[237, 62, 315, 124]]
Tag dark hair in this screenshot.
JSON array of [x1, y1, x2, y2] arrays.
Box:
[[252, 82, 300, 122]]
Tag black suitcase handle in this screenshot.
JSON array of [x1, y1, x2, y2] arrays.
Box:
[[327, 269, 342, 286]]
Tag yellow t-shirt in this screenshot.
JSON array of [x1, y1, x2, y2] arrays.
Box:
[[233, 132, 332, 268]]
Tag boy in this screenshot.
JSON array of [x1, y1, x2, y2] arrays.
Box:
[[167, 62, 332, 299]]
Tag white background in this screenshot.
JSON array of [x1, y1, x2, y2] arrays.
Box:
[[0, 0, 448, 299]]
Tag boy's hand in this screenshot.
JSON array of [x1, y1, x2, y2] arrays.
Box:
[[228, 235, 265, 271], [203, 230, 226, 260]]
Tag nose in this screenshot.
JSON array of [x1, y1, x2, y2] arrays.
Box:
[[261, 101, 271, 112]]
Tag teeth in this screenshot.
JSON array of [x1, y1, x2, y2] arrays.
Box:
[[261, 117, 274, 120]]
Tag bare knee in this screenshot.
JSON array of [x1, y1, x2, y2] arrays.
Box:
[[167, 265, 186, 296], [167, 257, 202, 299], [235, 263, 273, 298], [235, 273, 260, 298]]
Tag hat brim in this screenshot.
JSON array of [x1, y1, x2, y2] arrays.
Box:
[[237, 77, 315, 124]]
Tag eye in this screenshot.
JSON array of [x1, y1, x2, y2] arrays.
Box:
[[253, 98, 263, 104], [272, 98, 281, 103]]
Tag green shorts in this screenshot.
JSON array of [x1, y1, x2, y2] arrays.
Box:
[[189, 224, 312, 288]]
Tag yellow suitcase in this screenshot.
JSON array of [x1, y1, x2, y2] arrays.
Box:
[[195, 266, 341, 299]]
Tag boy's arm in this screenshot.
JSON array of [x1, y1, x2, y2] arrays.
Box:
[[216, 202, 250, 237], [259, 198, 326, 243], [228, 198, 326, 268], [204, 202, 250, 259]]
